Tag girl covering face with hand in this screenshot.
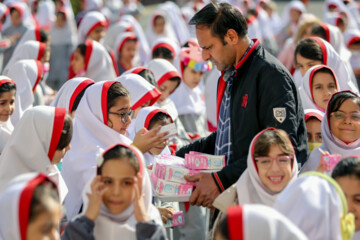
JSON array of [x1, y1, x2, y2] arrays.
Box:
[[62, 144, 164, 240]]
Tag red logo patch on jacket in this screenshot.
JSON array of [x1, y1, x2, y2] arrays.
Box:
[[242, 94, 248, 108]]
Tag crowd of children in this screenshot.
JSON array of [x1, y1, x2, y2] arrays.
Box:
[[0, 0, 359, 239]]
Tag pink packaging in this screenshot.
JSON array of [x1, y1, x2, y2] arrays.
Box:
[[321, 154, 342, 175], [156, 179, 193, 196], [185, 153, 225, 170], [164, 211, 185, 228], [165, 165, 199, 184]]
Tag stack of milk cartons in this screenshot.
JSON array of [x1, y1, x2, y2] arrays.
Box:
[[151, 152, 225, 202]]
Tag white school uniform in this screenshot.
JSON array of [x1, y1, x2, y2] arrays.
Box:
[[80, 144, 162, 240], [50, 77, 95, 113], [77, 11, 107, 44], [226, 205, 307, 240], [6, 59, 42, 126], [61, 81, 133, 220], [274, 173, 348, 240], [298, 65, 339, 113], [0, 173, 58, 240], [35, 0, 55, 30], [294, 37, 358, 93], [0, 106, 68, 202], [301, 91, 360, 173], [69, 40, 117, 82], [0, 76, 15, 154], [2, 40, 45, 75], [235, 128, 298, 206]]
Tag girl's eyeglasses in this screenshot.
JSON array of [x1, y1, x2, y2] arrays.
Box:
[[254, 156, 293, 169], [108, 110, 134, 123], [330, 111, 360, 122]]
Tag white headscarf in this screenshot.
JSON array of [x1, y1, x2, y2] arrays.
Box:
[[344, 29, 360, 71], [6, 59, 43, 126], [113, 32, 139, 66], [102, 21, 133, 51], [226, 205, 307, 240], [0, 173, 59, 240], [77, 11, 107, 44], [121, 15, 150, 65], [294, 37, 358, 93], [274, 172, 351, 240], [0, 76, 15, 154], [50, 7, 77, 45], [170, 82, 205, 116], [2, 40, 45, 75], [50, 77, 95, 113], [146, 58, 181, 87], [298, 65, 339, 113], [235, 128, 298, 206], [145, 10, 178, 47], [0, 3, 8, 30], [149, 37, 180, 65], [61, 81, 133, 220], [13, 26, 42, 51], [83, 0, 103, 11], [81, 143, 162, 240], [35, 0, 55, 30], [301, 91, 360, 173], [69, 40, 117, 82], [323, 0, 358, 31], [0, 106, 68, 202]]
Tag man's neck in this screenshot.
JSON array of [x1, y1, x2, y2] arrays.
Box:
[[233, 37, 252, 68]]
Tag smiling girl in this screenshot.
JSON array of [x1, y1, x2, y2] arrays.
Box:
[[0, 76, 16, 153], [301, 91, 360, 172], [62, 144, 164, 240]]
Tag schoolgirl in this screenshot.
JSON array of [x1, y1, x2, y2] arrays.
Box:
[[145, 10, 177, 46], [62, 143, 165, 240], [304, 109, 324, 152], [298, 65, 339, 112], [214, 205, 307, 240], [344, 29, 360, 81], [68, 39, 117, 81], [302, 91, 360, 172], [6, 59, 42, 125], [294, 37, 358, 92], [0, 106, 72, 203], [77, 11, 107, 44], [50, 77, 95, 117], [0, 173, 62, 240], [274, 172, 355, 240], [114, 32, 139, 75], [150, 37, 180, 65], [0, 76, 15, 153], [61, 81, 168, 220]]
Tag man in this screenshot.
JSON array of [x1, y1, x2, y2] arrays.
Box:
[[177, 2, 308, 207]]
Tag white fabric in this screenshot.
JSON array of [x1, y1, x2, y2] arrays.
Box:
[[2, 40, 43, 75], [116, 73, 159, 110], [0, 173, 51, 240], [323, 23, 351, 62], [12, 27, 41, 54], [83, 0, 103, 11], [50, 7, 77, 46], [241, 205, 307, 240], [235, 129, 298, 206], [35, 0, 55, 30], [0, 3, 8, 23], [50, 77, 95, 113], [170, 82, 205, 116], [0, 106, 68, 202], [274, 174, 344, 240], [146, 58, 180, 86], [80, 144, 161, 240], [0, 76, 14, 154], [61, 81, 133, 220], [81, 40, 117, 82], [298, 65, 339, 112], [121, 15, 150, 65], [149, 37, 180, 66], [344, 29, 360, 71], [6, 59, 41, 126], [102, 21, 132, 51], [301, 92, 360, 172], [281, 0, 306, 32], [77, 11, 106, 44], [324, 0, 358, 31], [204, 69, 221, 129], [2, 1, 33, 31], [113, 32, 138, 65]]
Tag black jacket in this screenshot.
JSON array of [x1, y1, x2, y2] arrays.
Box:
[[176, 40, 309, 191]]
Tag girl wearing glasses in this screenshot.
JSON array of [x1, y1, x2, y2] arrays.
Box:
[[301, 91, 360, 172], [61, 81, 168, 220], [212, 128, 298, 234]]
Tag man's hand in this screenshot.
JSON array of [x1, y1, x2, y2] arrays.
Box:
[[184, 172, 220, 208]]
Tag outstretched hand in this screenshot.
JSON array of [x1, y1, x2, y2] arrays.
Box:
[[132, 127, 169, 153]]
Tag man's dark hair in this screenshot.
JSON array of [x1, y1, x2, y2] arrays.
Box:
[[189, 2, 248, 44]]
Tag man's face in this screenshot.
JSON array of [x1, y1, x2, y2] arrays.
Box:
[[196, 25, 236, 71]]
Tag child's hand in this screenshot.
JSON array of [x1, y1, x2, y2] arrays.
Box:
[[133, 172, 150, 222], [317, 149, 330, 173], [157, 207, 175, 224], [132, 127, 169, 153], [84, 176, 108, 221]]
